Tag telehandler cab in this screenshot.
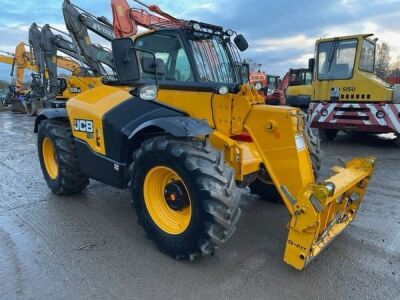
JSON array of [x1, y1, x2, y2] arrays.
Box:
[[35, 0, 376, 270]]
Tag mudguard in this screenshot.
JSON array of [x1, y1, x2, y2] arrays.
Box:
[[34, 108, 68, 133], [102, 98, 213, 163], [128, 116, 213, 139]]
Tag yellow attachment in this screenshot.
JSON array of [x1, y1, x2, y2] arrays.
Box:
[[143, 166, 192, 235], [243, 104, 375, 269], [285, 157, 375, 269], [42, 137, 59, 180]]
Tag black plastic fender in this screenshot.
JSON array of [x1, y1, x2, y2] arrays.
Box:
[[34, 108, 68, 133], [127, 116, 213, 139], [102, 98, 213, 163]]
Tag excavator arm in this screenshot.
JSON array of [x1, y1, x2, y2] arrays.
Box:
[[111, 0, 178, 38], [0, 54, 15, 65], [62, 0, 115, 74], [12, 43, 39, 92]]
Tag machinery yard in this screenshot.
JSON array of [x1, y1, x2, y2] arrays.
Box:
[[0, 112, 399, 299]]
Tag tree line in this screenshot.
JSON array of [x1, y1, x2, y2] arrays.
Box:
[[375, 42, 400, 79]]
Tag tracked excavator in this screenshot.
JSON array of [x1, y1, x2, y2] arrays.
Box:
[[34, 24, 105, 110], [35, 0, 376, 270], [0, 44, 39, 113]]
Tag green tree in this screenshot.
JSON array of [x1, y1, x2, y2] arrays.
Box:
[[375, 42, 391, 79]]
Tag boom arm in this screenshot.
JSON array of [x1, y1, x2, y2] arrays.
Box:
[[111, 0, 177, 38], [0, 54, 15, 65], [13, 43, 39, 91], [29, 23, 46, 78], [62, 0, 115, 74]]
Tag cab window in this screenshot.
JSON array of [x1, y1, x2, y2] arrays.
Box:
[[134, 32, 194, 82], [318, 39, 357, 80], [359, 39, 375, 73]]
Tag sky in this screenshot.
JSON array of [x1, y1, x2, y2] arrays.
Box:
[[0, 0, 399, 83]]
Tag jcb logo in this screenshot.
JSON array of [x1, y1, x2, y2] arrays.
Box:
[[74, 119, 94, 133]]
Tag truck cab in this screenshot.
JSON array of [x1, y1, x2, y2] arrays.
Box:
[[308, 34, 400, 142]]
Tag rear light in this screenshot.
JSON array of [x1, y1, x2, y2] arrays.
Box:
[[231, 134, 253, 142]]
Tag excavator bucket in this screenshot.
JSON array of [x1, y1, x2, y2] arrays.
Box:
[[244, 105, 375, 270]]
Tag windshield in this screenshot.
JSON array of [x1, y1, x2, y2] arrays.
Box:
[[318, 39, 357, 80], [359, 39, 375, 73], [133, 31, 243, 84], [189, 34, 242, 83]]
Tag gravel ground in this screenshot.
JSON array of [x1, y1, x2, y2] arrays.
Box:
[[0, 112, 399, 299]]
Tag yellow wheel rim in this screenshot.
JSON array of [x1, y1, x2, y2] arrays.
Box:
[[143, 166, 192, 235], [42, 137, 59, 180]]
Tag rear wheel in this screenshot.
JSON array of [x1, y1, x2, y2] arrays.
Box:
[[38, 119, 89, 195], [130, 136, 241, 260], [318, 129, 338, 141]]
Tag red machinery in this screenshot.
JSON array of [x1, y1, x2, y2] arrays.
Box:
[[249, 68, 286, 105], [112, 0, 180, 37], [387, 76, 400, 85]]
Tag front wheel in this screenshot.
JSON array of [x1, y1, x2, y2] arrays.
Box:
[[130, 136, 241, 260]]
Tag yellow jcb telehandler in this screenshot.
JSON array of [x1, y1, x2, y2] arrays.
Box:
[[34, 0, 376, 270]]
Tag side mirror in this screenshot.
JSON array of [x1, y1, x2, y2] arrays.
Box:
[[111, 38, 140, 84], [308, 58, 315, 73], [234, 34, 249, 52]]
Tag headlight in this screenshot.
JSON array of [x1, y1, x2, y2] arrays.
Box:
[[218, 86, 229, 95], [321, 109, 329, 117], [226, 29, 234, 36], [376, 111, 385, 119], [139, 85, 158, 100], [255, 82, 263, 91], [192, 23, 201, 31]]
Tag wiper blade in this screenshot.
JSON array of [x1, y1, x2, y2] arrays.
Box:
[[327, 38, 339, 73]]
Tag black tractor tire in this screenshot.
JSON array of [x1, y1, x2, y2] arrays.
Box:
[[38, 119, 89, 195], [318, 128, 338, 141], [250, 114, 322, 202], [130, 136, 242, 260]]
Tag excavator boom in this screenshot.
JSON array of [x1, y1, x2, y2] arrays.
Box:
[[62, 0, 115, 74], [111, 0, 180, 38]]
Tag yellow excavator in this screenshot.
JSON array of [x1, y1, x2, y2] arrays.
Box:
[[34, 0, 376, 270], [29, 23, 105, 112]]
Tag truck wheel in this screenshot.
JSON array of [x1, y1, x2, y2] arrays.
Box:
[[130, 136, 242, 260], [318, 129, 338, 141], [38, 119, 89, 195], [250, 117, 322, 202]]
